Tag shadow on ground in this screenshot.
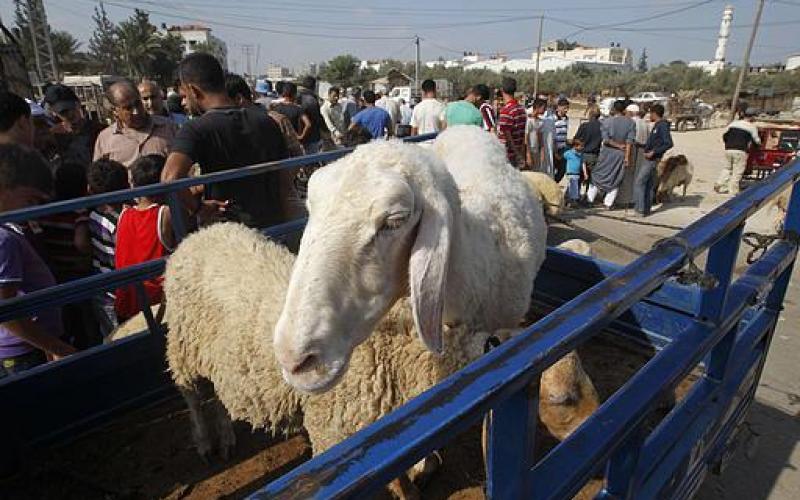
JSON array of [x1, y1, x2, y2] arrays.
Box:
[[696, 400, 800, 500]]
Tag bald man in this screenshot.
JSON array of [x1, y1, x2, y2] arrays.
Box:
[[93, 80, 175, 167], [138, 79, 168, 117]]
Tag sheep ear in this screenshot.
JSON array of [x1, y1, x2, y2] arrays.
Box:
[[409, 193, 451, 354]]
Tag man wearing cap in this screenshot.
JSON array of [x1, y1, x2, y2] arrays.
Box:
[[716, 110, 760, 195], [43, 84, 105, 166], [93, 80, 175, 167]]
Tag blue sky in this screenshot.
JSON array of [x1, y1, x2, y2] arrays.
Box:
[[1, 0, 798, 73]]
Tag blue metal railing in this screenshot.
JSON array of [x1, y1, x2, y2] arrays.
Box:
[[255, 159, 800, 499]]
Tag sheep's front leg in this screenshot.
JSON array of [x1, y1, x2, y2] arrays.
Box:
[[210, 397, 237, 460], [179, 386, 213, 461]]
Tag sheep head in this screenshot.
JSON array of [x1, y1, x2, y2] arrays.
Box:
[[274, 141, 458, 394]]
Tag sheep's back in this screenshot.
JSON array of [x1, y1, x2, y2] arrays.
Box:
[[433, 126, 547, 330]]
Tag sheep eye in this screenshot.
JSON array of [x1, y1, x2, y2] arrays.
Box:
[[381, 213, 409, 232]]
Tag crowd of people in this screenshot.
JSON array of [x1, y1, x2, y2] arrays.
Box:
[[0, 51, 682, 377]]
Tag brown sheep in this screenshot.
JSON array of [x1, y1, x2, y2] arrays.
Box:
[[656, 154, 693, 203]]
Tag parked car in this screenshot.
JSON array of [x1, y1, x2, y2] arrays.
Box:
[[599, 97, 622, 116], [632, 91, 670, 104]]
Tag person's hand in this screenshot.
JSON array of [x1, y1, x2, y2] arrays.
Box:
[[195, 199, 229, 225], [645, 151, 655, 160], [49, 343, 78, 361]]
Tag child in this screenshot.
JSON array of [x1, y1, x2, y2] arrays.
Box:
[[563, 138, 584, 208], [114, 154, 174, 323], [37, 161, 98, 348], [0, 144, 75, 377], [87, 158, 129, 336]]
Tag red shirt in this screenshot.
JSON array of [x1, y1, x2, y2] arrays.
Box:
[[114, 205, 169, 321], [497, 98, 527, 166]]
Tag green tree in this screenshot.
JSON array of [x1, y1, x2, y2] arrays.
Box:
[[117, 9, 161, 78], [50, 30, 89, 75], [321, 54, 360, 87], [89, 1, 120, 74], [637, 48, 648, 73], [148, 33, 185, 87]]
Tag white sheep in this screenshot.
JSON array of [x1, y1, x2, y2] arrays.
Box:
[[274, 126, 547, 394], [163, 223, 492, 497], [656, 154, 694, 203], [555, 238, 595, 258], [165, 223, 596, 498]]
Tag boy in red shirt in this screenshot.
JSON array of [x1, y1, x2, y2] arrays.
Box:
[[114, 154, 174, 322]]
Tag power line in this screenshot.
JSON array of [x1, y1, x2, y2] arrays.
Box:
[[98, 0, 414, 40]]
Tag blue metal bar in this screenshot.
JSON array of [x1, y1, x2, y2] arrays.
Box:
[[166, 191, 188, 243], [486, 379, 539, 498], [702, 225, 744, 383], [602, 427, 647, 499], [0, 134, 437, 226]]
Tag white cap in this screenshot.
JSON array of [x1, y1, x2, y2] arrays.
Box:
[[625, 103, 640, 114]]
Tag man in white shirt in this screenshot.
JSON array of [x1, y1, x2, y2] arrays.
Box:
[[375, 91, 399, 135], [410, 79, 445, 136], [320, 87, 346, 145]]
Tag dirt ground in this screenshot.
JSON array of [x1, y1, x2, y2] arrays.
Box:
[[4, 123, 799, 499]]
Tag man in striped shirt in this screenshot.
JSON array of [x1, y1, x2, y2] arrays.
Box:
[[552, 98, 570, 182], [497, 78, 527, 168], [474, 84, 496, 133]]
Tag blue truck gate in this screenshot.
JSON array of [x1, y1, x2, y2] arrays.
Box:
[[0, 136, 797, 499]]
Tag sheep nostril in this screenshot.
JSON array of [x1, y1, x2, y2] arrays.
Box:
[[289, 353, 318, 375]]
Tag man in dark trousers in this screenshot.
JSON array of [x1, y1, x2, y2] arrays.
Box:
[[162, 53, 292, 228], [573, 108, 603, 195], [634, 103, 673, 217]]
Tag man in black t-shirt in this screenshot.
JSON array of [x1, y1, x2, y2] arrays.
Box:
[[162, 53, 291, 228], [297, 76, 324, 153]]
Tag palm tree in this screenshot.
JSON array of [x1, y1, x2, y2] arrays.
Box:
[[117, 9, 160, 78]]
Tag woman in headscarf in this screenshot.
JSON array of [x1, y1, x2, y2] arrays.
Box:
[[586, 100, 636, 209]]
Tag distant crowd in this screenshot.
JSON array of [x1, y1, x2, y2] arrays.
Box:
[[2, 48, 767, 378]]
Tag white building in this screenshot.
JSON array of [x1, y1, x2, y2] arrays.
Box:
[[266, 65, 291, 80], [537, 42, 633, 66], [786, 54, 800, 72], [165, 25, 228, 70]]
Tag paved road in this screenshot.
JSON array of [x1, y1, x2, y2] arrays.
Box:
[[552, 125, 799, 499]]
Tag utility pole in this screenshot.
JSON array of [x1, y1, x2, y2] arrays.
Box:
[[241, 44, 254, 78], [729, 0, 765, 121], [25, 0, 57, 83], [414, 35, 420, 94], [533, 15, 544, 99]]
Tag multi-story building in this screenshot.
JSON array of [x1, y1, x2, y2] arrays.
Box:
[[265, 65, 292, 81], [165, 25, 228, 70]]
